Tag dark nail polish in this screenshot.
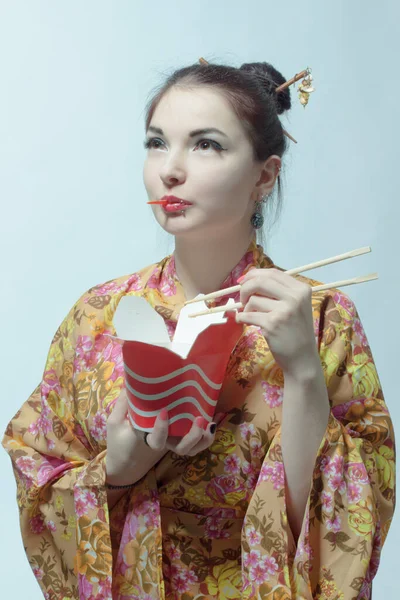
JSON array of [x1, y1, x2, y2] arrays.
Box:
[[209, 423, 217, 434]]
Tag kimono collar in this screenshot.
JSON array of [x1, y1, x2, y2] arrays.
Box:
[[147, 238, 275, 328]]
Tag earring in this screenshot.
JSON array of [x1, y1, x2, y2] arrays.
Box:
[[250, 194, 269, 229]]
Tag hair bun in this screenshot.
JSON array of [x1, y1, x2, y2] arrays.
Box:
[[239, 62, 291, 115]]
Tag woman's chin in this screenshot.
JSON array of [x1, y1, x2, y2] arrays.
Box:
[[156, 213, 201, 235]]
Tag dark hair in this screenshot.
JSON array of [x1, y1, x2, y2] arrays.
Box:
[[144, 60, 292, 244]]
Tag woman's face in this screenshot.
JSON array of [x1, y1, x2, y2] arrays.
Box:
[[143, 86, 280, 239]]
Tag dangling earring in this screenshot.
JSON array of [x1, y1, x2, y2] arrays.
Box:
[[251, 194, 269, 229]]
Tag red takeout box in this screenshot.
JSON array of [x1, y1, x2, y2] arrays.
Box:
[[107, 295, 243, 437]]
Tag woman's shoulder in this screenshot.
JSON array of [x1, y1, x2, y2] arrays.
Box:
[[85, 260, 162, 299], [62, 259, 166, 339], [84, 255, 171, 300]]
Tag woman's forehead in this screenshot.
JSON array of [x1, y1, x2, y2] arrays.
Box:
[[150, 86, 244, 138]]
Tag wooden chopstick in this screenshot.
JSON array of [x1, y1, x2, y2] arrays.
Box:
[[184, 246, 371, 306], [188, 273, 378, 318]]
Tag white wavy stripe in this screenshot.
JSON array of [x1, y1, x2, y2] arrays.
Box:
[[126, 378, 217, 404], [124, 362, 222, 390], [127, 394, 215, 420], [128, 410, 211, 432]]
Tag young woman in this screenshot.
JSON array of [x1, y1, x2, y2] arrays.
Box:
[[3, 60, 395, 600]]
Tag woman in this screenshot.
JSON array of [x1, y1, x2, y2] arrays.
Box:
[[2, 60, 395, 600]]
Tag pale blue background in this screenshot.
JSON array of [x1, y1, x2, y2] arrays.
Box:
[[1, 1, 399, 597]]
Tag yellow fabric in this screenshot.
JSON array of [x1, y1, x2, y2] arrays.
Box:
[[2, 240, 395, 599]]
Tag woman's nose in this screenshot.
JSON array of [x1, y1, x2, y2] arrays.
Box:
[[160, 164, 186, 186]]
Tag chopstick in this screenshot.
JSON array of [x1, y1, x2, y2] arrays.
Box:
[[184, 246, 371, 306], [188, 273, 378, 318]]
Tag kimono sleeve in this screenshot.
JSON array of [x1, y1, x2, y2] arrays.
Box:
[[2, 294, 114, 600], [295, 291, 396, 598], [241, 291, 396, 599]]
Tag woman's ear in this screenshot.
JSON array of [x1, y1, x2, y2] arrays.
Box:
[[256, 155, 282, 195]]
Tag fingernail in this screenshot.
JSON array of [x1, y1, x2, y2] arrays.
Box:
[[195, 416, 207, 429], [159, 409, 168, 420], [215, 412, 226, 423], [237, 275, 246, 284], [209, 422, 217, 434]]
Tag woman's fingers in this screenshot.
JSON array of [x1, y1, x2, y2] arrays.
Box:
[[214, 412, 227, 424], [140, 412, 222, 456], [166, 416, 208, 455], [146, 411, 170, 451], [185, 422, 217, 456], [163, 416, 218, 456], [108, 387, 129, 425]]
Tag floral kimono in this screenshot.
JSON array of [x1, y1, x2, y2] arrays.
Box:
[[2, 239, 395, 600]]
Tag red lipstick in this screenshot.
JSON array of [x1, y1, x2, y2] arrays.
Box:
[[147, 195, 192, 213]]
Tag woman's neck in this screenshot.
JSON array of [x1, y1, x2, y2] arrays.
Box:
[[173, 228, 256, 301]]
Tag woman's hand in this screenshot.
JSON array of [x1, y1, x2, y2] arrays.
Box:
[[106, 388, 224, 485], [236, 267, 321, 379], [144, 407, 224, 456]]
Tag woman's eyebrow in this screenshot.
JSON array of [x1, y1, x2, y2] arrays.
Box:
[[147, 126, 229, 138]]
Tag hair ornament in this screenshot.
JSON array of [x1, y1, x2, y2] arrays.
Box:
[[297, 69, 315, 107], [198, 58, 315, 142]]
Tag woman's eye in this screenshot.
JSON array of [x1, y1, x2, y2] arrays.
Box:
[[195, 139, 224, 152], [143, 138, 163, 150], [143, 138, 225, 152]]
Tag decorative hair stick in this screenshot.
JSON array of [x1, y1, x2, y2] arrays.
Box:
[[275, 70, 309, 93], [282, 129, 297, 144], [198, 58, 314, 140]]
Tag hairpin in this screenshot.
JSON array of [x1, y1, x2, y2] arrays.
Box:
[[275, 68, 314, 108], [198, 58, 315, 143]]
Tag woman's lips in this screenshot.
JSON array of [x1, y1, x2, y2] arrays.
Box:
[[147, 195, 192, 206], [147, 195, 192, 213], [163, 202, 191, 213]]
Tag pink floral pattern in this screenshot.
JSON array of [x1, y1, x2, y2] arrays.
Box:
[[2, 239, 395, 599]]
